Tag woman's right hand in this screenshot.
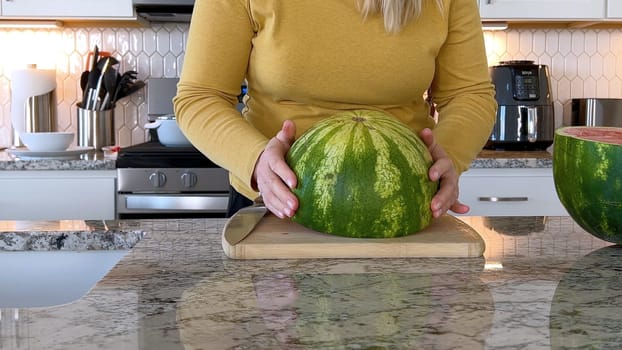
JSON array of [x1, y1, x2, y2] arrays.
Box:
[[253, 120, 299, 219]]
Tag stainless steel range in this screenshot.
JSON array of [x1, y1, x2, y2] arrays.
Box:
[[116, 78, 230, 218]]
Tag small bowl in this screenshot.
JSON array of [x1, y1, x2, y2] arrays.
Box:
[[20, 132, 74, 152]]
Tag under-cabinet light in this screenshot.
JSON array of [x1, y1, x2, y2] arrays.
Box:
[[0, 20, 63, 29], [482, 22, 509, 31]]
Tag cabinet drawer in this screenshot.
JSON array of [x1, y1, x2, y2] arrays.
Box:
[[0, 170, 116, 221], [458, 168, 568, 216]]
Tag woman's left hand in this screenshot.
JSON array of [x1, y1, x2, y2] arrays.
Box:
[[419, 128, 470, 218]]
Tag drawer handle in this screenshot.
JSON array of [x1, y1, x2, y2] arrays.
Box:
[[478, 196, 528, 202]]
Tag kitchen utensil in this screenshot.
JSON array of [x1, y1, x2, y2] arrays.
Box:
[[100, 68, 118, 110], [487, 60, 555, 150], [144, 114, 192, 147], [223, 204, 268, 246], [80, 71, 89, 94], [111, 72, 133, 103], [222, 214, 485, 259], [91, 57, 114, 110], [84, 69, 100, 110]]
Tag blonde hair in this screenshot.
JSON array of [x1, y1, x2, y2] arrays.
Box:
[[358, 0, 444, 33]]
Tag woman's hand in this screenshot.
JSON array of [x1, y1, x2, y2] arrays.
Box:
[[253, 120, 299, 219], [419, 128, 470, 218]]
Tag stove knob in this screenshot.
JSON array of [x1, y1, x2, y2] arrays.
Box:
[[180, 171, 198, 188], [149, 171, 167, 187]]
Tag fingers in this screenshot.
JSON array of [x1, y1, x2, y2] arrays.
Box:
[[419, 128, 470, 217], [254, 120, 299, 219]]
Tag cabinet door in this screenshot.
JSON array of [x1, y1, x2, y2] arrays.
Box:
[[1, 0, 133, 19], [607, 1, 622, 18], [480, 0, 606, 20], [0, 170, 116, 221], [457, 168, 568, 217]]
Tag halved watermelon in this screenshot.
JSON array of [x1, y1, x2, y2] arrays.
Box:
[[553, 126, 622, 243]]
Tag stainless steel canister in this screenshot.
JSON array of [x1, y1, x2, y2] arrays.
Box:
[[563, 98, 622, 127], [77, 104, 115, 149], [11, 91, 57, 147]]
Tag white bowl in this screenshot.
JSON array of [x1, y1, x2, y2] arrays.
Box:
[[20, 132, 74, 152]]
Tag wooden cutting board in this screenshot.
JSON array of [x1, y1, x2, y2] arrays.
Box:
[[221, 214, 485, 259]]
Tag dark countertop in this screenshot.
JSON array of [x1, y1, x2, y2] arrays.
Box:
[[0, 216, 618, 349]]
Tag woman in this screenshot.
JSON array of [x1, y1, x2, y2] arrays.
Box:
[[173, 0, 497, 219]]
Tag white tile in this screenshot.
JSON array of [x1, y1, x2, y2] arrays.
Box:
[[582, 77, 597, 97], [149, 54, 164, 78], [156, 27, 170, 56], [577, 53, 591, 80], [532, 30, 546, 57], [142, 28, 157, 56], [603, 53, 616, 79], [561, 54, 577, 80], [571, 30, 585, 56], [596, 77, 609, 97], [558, 30, 572, 56], [519, 30, 534, 57], [597, 30, 610, 53], [163, 53, 178, 78], [589, 53, 604, 79], [116, 29, 131, 55], [169, 28, 185, 56], [584, 30, 597, 55]]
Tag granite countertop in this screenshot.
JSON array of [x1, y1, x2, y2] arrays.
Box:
[[0, 148, 552, 170], [0, 215, 619, 349], [0, 149, 116, 170]]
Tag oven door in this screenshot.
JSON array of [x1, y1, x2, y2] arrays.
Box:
[[117, 193, 229, 218]]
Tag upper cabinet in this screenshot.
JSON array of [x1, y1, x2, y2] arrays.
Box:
[[607, 1, 622, 18], [479, 0, 606, 21], [0, 0, 134, 19]]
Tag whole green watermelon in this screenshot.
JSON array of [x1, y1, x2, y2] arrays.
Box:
[[286, 110, 438, 238], [553, 126, 622, 243]]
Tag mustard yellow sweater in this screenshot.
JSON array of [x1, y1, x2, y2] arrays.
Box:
[[174, 0, 497, 200]]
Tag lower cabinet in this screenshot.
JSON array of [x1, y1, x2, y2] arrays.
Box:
[[457, 168, 568, 217], [0, 170, 116, 221]]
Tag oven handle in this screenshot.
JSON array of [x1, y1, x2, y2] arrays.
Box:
[[118, 194, 229, 213]]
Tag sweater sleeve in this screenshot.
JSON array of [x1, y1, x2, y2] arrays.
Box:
[[173, 0, 266, 199], [430, 0, 498, 174]]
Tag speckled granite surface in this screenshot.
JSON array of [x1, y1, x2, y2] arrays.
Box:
[[470, 149, 553, 168], [0, 216, 618, 349], [0, 150, 116, 170], [0, 220, 144, 251], [0, 149, 553, 170]]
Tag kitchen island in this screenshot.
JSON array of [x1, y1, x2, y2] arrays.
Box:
[[0, 215, 618, 349]]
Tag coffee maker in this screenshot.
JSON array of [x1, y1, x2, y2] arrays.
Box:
[[486, 60, 555, 150]]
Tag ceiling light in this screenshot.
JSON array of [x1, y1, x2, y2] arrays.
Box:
[[482, 22, 509, 31], [0, 20, 63, 29]]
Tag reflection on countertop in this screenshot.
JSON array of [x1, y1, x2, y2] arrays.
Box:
[[0, 215, 617, 349]]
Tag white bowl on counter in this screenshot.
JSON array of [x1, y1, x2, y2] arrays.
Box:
[[19, 132, 74, 152]]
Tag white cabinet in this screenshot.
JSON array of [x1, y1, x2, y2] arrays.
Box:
[[457, 168, 568, 217], [0, 170, 116, 221], [0, 0, 134, 19], [479, 0, 606, 20], [607, 1, 622, 18]]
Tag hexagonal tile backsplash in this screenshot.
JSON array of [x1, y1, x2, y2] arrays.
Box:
[[1, 25, 622, 148]]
